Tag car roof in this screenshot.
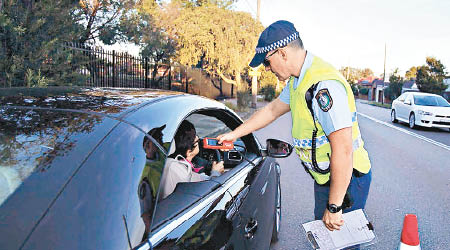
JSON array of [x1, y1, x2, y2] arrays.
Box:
[[409, 92, 440, 97], [0, 87, 183, 118], [0, 87, 237, 249]]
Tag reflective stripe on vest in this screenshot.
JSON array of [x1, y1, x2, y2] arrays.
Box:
[[289, 56, 371, 185]]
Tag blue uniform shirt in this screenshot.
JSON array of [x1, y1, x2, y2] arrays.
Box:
[[279, 52, 353, 136]]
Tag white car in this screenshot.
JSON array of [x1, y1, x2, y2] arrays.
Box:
[[391, 92, 450, 130]]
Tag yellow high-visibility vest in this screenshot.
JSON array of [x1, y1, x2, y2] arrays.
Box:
[[289, 56, 371, 184]]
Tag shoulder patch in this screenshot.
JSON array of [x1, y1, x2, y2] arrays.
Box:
[[315, 88, 333, 112]]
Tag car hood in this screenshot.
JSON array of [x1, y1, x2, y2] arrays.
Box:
[[415, 105, 450, 115]]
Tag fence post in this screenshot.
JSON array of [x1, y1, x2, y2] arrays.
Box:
[[145, 57, 149, 88], [112, 50, 116, 87]]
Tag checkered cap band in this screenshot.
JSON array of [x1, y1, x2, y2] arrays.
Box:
[[255, 32, 300, 54]]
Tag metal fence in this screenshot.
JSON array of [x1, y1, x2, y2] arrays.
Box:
[[64, 42, 187, 91]]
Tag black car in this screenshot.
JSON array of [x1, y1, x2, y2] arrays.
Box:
[[0, 87, 292, 250]]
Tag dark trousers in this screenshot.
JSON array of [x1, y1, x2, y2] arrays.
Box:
[[313, 169, 372, 220], [313, 169, 372, 250]]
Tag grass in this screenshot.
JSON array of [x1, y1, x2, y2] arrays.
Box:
[[368, 101, 391, 109]]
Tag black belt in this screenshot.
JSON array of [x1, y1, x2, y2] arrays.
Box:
[[316, 169, 367, 187]]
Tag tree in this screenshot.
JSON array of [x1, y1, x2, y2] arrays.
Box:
[[170, 5, 263, 92], [405, 66, 418, 80], [173, 0, 235, 8], [339, 66, 374, 83], [123, 1, 177, 87], [385, 68, 403, 100], [0, 0, 83, 87], [416, 57, 447, 94], [75, 0, 135, 45]]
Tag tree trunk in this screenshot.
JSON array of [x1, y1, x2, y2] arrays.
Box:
[[236, 71, 250, 108]]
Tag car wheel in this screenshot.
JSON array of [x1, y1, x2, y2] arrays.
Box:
[[271, 176, 281, 243], [391, 109, 398, 123], [409, 113, 416, 129]]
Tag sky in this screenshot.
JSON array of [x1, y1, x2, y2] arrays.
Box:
[[232, 0, 450, 78]]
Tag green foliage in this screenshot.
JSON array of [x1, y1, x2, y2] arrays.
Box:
[[385, 68, 404, 100], [350, 83, 359, 96], [260, 85, 276, 101], [76, 0, 135, 44], [359, 88, 369, 95], [170, 4, 263, 90], [124, 1, 176, 86], [25, 69, 47, 87], [237, 90, 251, 108], [416, 57, 447, 94], [0, 0, 83, 87], [368, 101, 391, 109]]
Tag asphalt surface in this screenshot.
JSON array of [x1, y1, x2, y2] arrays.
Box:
[[249, 100, 450, 250]]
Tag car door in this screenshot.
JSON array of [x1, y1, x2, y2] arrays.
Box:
[[402, 93, 414, 119], [224, 155, 277, 250], [186, 112, 276, 249], [136, 110, 251, 250], [397, 93, 409, 120]]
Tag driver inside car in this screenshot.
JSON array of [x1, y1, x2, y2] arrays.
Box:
[[159, 120, 224, 200]]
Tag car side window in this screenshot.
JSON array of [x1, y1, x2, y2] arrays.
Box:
[[187, 113, 232, 138], [405, 94, 413, 104], [151, 110, 259, 229], [398, 93, 407, 102], [158, 114, 232, 201]]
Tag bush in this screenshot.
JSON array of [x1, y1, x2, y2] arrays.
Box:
[[260, 85, 276, 101], [350, 84, 359, 96], [224, 101, 238, 111], [359, 88, 369, 95], [237, 90, 251, 109]]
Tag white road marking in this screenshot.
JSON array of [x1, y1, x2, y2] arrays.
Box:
[[358, 112, 450, 152]]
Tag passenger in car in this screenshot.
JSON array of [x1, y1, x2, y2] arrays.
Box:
[[139, 125, 167, 236], [160, 120, 224, 199]]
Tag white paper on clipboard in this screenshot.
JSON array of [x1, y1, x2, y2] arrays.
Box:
[[302, 209, 376, 250]]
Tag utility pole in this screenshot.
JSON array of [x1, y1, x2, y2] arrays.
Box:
[[250, 0, 261, 108], [382, 43, 386, 104]]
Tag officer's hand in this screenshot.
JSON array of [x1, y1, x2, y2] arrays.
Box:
[[212, 161, 225, 174], [217, 132, 237, 144], [322, 209, 344, 231]]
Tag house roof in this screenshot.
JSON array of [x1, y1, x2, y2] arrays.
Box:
[[358, 76, 378, 84], [402, 80, 416, 89], [372, 79, 388, 87]]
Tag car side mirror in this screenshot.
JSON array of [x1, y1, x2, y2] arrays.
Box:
[[404, 100, 411, 105], [262, 139, 294, 158]]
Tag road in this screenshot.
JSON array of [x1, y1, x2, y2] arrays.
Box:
[[252, 101, 450, 250]]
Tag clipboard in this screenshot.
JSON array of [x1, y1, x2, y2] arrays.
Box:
[[302, 209, 377, 250]]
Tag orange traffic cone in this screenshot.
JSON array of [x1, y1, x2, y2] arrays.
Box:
[[398, 214, 420, 250]]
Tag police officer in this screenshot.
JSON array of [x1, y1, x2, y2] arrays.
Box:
[[218, 20, 372, 232]]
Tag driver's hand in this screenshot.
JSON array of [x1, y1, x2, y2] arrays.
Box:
[[212, 161, 225, 174]]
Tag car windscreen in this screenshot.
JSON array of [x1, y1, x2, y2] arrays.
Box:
[[413, 95, 450, 107], [0, 107, 117, 207]]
